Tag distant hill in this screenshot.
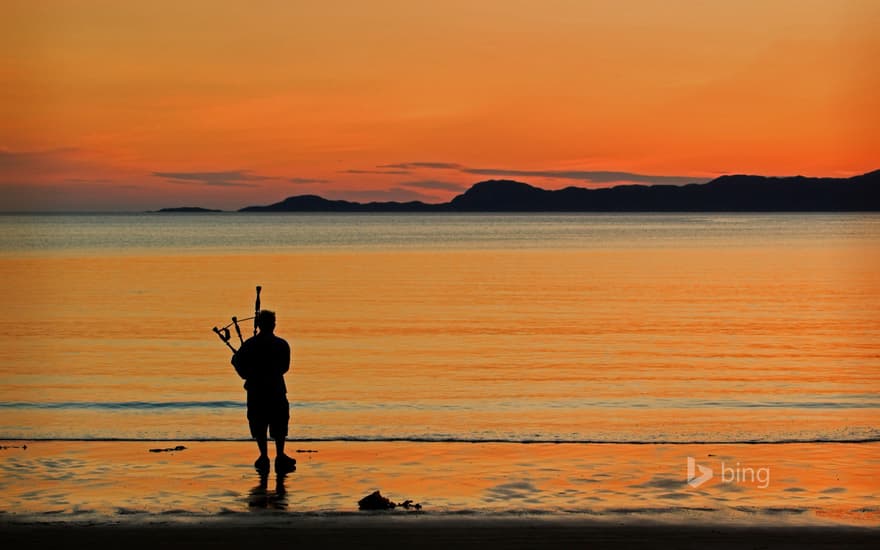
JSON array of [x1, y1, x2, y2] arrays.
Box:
[[155, 206, 223, 213], [239, 195, 441, 213], [238, 170, 880, 212]]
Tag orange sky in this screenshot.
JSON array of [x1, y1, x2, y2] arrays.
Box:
[[1, 0, 878, 210]]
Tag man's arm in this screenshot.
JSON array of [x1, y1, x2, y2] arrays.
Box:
[[279, 339, 290, 375]]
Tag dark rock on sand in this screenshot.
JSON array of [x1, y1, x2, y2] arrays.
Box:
[[358, 490, 422, 511], [149, 445, 187, 453], [359, 491, 396, 510]]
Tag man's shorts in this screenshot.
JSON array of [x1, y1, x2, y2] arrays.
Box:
[[246, 397, 289, 440]]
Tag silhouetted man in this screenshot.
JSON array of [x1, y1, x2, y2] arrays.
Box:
[[231, 310, 296, 474]]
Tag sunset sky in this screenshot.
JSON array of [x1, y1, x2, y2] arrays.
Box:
[[1, 0, 877, 211]]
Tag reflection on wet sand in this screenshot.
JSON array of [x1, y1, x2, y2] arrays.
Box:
[[1, 441, 877, 526], [248, 469, 294, 511]]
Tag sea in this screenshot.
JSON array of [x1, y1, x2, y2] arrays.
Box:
[[0, 212, 878, 523]]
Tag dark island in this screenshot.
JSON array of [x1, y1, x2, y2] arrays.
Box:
[[239, 170, 880, 212], [155, 207, 224, 213]]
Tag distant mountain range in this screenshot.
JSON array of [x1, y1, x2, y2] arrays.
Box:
[[160, 170, 880, 212]]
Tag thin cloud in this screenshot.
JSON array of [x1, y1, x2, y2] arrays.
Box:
[[0, 147, 84, 173], [341, 169, 411, 175], [153, 170, 272, 187], [0, 181, 145, 211], [289, 177, 330, 184], [379, 162, 464, 170], [63, 177, 119, 186], [0, 147, 67, 163], [460, 168, 707, 185], [400, 180, 468, 191], [381, 160, 706, 185]]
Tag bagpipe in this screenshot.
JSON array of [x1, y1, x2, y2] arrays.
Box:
[[212, 285, 262, 353]]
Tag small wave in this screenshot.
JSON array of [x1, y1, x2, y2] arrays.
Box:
[[1, 398, 878, 411], [0, 401, 242, 410]]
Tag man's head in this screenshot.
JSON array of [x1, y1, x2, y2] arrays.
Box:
[[257, 310, 276, 334]]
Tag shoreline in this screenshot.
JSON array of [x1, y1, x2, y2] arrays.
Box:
[[2, 440, 878, 529]]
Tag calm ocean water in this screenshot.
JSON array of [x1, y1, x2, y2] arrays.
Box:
[[1, 213, 878, 443]]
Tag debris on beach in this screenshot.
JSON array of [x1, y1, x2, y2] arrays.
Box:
[[358, 490, 422, 511], [398, 500, 421, 510], [148, 445, 187, 453], [0, 444, 27, 450], [295, 449, 319, 453]]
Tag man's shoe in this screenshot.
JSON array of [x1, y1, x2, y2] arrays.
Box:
[[254, 455, 270, 473], [275, 454, 297, 474]]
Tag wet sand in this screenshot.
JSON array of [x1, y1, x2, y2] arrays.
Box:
[[2, 440, 878, 548], [2, 440, 878, 523]]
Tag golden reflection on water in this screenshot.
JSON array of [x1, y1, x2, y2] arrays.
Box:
[[1, 244, 879, 441]]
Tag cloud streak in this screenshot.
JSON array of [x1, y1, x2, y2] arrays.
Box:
[[379, 162, 465, 170], [0, 148, 90, 178], [375, 160, 708, 186], [289, 177, 330, 184], [153, 170, 273, 187], [341, 169, 411, 175]]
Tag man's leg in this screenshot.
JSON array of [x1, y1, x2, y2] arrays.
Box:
[[274, 436, 295, 473], [272, 400, 296, 473], [270, 398, 291, 458], [253, 431, 270, 473], [249, 403, 271, 473], [257, 435, 269, 458]]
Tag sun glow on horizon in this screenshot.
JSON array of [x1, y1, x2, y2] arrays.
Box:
[[1, 0, 878, 210]]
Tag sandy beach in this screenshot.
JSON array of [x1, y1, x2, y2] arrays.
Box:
[[2, 439, 878, 549]]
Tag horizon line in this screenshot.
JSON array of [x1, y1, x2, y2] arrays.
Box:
[[2, 169, 877, 213]]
